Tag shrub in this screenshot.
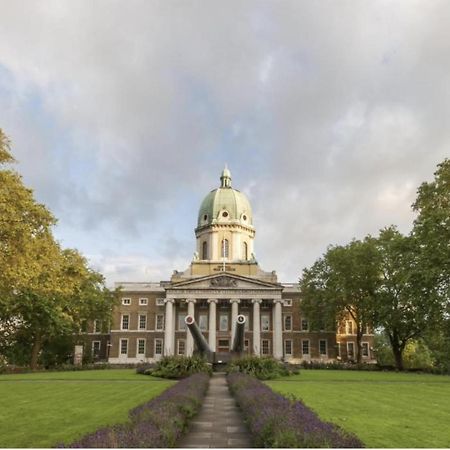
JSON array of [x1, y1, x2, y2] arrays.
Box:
[[227, 372, 364, 448], [60, 372, 209, 448], [226, 356, 298, 380], [141, 355, 212, 379]]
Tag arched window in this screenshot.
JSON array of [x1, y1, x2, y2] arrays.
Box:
[[202, 241, 208, 260], [243, 242, 248, 260], [221, 239, 229, 258]]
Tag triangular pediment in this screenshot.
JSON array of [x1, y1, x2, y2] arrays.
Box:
[[168, 272, 281, 291]]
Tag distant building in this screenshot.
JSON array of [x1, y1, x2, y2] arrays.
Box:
[[86, 167, 375, 364]]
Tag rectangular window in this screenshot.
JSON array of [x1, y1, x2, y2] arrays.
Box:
[[156, 298, 165, 306], [219, 314, 229, 331], [362, 342, 369, 357], [319, 339, 327, 356], [139, 314, 147, 330], [178, 314, 187, 331], [244, 339, 249, 350], [121, 315, 129, 330], [284, 339, 293, 356], [93, 320, 101, 334], [262, 339, 270, 355], [337, 342, 341, 357], [120, 339, 128, 355], [177, 339, 186, 355], [284, 315, 292, 331], [243, 313, 250, 331], [199, 314, 208, 331], [122, 298, 131, 305], [155, 314, 164, 331], [302, 339, 310, 356], [154, 339, 163, 355], [301, 318, 309, 331], [139, 298, 148, 306], [92, 341, 101, 356], [347, 342, 355, 358], [284, 299, 292, 307], [137, 339, 146, 355], [346, 321, 353, 335], [261, 315, 270, 331]]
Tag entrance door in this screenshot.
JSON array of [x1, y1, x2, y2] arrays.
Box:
[[217, 339, 230, 352]]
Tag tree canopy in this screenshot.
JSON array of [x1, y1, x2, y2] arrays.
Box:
[[0, 129, 116, 368]]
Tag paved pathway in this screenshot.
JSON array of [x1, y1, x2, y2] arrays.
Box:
[[177, 372, 253, 448]]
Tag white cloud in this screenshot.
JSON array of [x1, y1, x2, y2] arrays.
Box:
[[0, 0, 449, 283]]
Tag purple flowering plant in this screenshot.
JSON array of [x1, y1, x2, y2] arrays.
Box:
[[227, 372, 364, 448], [59, 372, 209, 448]]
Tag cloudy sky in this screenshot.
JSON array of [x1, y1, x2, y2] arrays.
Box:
[[1, 1, 449, 285]]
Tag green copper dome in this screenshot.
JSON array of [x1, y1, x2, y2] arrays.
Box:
[[197, 167, 253, 228]]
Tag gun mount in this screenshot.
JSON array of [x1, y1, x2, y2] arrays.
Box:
[[232, 314, 246, 353], [184, 315, 212, 357]]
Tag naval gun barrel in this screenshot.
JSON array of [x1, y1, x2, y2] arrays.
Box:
[[232, 314, 246, 353], [184, 315, 212, 355]]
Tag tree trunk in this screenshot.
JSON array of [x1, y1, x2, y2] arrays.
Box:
[[388, 331, 404, 371], [392, 345, 404, 371], [30, 335, 41, 370]]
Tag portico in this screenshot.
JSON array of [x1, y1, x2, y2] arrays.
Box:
[[163, 273, 284, 359]]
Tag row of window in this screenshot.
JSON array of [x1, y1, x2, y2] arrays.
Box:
[[122, 298, 165, 306], [200, 240, 249, 260], [121, 298, 294, 307], [113, 337, 370, 359], [119, 313, 304, 332]]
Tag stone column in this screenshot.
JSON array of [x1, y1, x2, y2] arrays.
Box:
[[164, 299, 175, 356], [273, 299, 283, 360], [208, 299, 217, 352], [186, 299, 196, 356], [230, 299, 240, 343], [252, 299, 262, 356]]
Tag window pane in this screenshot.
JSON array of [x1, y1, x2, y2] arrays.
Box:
[[219, 314, 228, 331], [301, 319, 309, 331], [156, 314, 164, 330], [285, 340, 292, 355], [139, 315, 147, 330], [122, 315, 129, 330], [261, 315, 270, 331], [138, 339, 145, 354], [302, 340, 310, 355], [319, 340, 327, 355], [199, 315, 208, 331], [284, 315, 292, 331], [120, 340, 128, 355], [178, 314, 186, 330], [155, 339, 162, 355]]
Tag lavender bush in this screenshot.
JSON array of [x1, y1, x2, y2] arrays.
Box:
[[227, 372, 364, 448], [60, 373, 209, 448]]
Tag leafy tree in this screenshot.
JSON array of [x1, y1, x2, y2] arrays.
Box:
[[0, 129, 116, 369], [370, 227, 442, 370], [300, 238, 380, 363]]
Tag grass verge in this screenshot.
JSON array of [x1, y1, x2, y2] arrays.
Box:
[[0, 369, 174, 447], [266, 369, 450, 448]]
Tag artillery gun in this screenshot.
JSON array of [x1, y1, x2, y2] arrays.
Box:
[[184, 314, 247, 367]]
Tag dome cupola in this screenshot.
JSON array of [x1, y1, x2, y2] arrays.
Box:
[[194, 166, 255, 262], [197, 166, 253, 229]]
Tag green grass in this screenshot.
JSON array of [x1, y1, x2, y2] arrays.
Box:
[[267, 370, 450, 448], [0, 369, 174, 448]]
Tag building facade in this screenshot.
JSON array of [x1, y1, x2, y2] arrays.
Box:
[[87, 168, 375, 364]]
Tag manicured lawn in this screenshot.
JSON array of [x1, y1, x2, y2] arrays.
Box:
[[0, 369, 174, 448], [266, 370, 450, 448]]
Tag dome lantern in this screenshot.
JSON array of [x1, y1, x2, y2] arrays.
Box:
[[220, 164, 232, 188]]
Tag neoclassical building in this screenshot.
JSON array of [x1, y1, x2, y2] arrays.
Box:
[[87, 168, 375, 364]]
